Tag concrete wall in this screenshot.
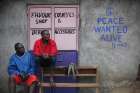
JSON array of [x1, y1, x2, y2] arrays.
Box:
[[0, 0, 140, 93]]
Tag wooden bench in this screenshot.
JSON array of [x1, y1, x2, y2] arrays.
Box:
[[133, 64, 140, 93], [39, 66, 100, 93]]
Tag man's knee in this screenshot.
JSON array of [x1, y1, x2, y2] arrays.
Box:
[[9, 77, 15, 85], [9, 75, 22, 85], [26, 74, 38, 86]]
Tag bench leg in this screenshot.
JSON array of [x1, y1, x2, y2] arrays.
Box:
[[96, 88, 100, 93]]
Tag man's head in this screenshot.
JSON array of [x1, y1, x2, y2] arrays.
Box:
[[41, 30, 50, 44], [14, 43, 25, 56]]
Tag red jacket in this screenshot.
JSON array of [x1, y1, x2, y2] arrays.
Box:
[[33, 39, 57, 56]]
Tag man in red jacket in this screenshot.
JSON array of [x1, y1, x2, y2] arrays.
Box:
[[33, 30, 57, 84], [33, 30, 58, 68]]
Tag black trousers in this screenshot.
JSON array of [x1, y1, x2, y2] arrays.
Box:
[[35, 56, 56, 68]]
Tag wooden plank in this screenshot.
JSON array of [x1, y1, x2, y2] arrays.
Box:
[[40, 83, 100, 88], [136, 64, 140, 81], [96, 65, 100, 93], [76, 74, 96, 76], [77, 66, 98, 69], [43, 74, 97, 77], [43, 67, 97, 75], [78, 69, 96, 74], [96, 65, 100, 83]]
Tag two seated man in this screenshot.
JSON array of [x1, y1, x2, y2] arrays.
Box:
[[8, 30, 58, 93]]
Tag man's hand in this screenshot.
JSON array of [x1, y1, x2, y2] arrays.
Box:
[[11, 72, 20, 78], [19, 71, 29, 81], [42, 53, 49, 59], [19, 74, 29, 81]]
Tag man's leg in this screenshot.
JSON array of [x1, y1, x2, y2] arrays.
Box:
[[8, 77, 16, 93], [8, 75, 22, 93], [29, 82, 37, 93], [49, 57, 56, 86], [26, 74, 38, 93], [24, 84, 29, 93]]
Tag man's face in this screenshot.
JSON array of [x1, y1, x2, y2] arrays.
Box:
[[41, 31, 50, 41], [16, 47, 25, 56]]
